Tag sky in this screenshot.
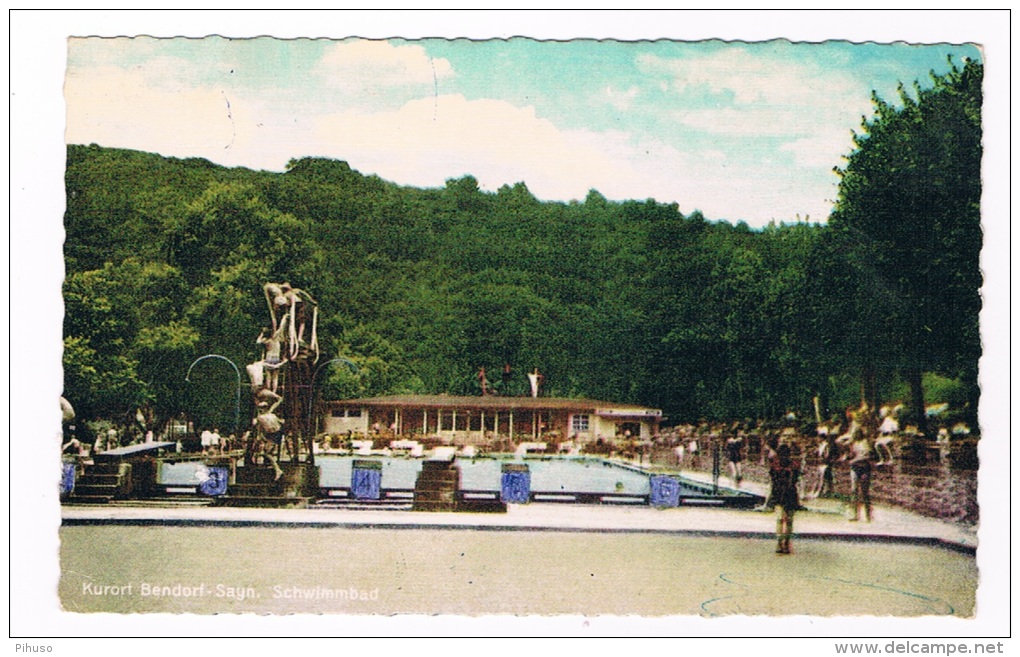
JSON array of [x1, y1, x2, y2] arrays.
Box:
[[64, 35, 979, 228]]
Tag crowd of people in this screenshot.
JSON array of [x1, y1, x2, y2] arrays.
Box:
[[650, 403, 975, 554]]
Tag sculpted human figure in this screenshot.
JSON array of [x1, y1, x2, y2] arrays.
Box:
[[264, 282, 319, 363], [528, 368, 543, 398], [478, 367, 490, 396], [281, 283, 319, 362], [254, 281, 323, 466], [264, 283, 289, 333], [255, 317, 290, 393], [250, 388, 285, 480]]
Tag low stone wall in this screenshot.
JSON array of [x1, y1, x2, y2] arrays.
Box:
[[651, 446, 978, 525]]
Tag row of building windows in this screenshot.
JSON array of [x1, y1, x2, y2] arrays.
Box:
[[331, 408, 592, 433]]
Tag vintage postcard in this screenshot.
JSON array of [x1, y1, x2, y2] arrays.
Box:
[[10, 10, 1010, 643]]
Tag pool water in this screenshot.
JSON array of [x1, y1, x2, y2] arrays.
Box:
[[156, 455, 747, 500], [317, 456, 652, 495], [159, 461, 220, 486]]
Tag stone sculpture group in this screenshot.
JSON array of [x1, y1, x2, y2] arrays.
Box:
[[244, 283, 320, 477]]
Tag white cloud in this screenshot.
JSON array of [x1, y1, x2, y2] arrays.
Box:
[[640, 48, 872, 135], [639, 48, 771, 103], [638, 48, 860, 107], [672, 106, 794, 136], [314, 40, 454, 89], [780, 131, 856, 169], [67, 66, 232, 152], [308, 94, 633, 201], [564, 127, 835, 224], [310, 99, 829, 226], [638, 47, 871, 201], [601, 84, 639, 111], [65, 64, 308, 171]]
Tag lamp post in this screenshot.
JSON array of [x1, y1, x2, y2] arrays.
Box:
[[185, 354, 243, 437]]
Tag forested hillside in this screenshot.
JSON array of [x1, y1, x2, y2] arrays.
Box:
[[62, 60, 982, 436]]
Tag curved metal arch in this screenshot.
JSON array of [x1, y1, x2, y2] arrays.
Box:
[[185, 354, 244, 434]]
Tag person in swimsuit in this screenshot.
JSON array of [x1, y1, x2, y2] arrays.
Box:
[[725, 433, 744, 487], [849, 433, 874, 522], [770, 442, 801, 554], [875, 414, 899, 465], [817, 432, 839, 498]]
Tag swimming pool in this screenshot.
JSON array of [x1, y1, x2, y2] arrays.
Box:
[[320, 455, 655, 495], [322, 457, 762, 508], [154, 455, 760, 506]]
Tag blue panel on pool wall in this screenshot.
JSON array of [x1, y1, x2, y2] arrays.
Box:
[[61, 463, 76, 496], [198, 466, 228, 496], [649, 475, 681, 507], [352, 466, 382, 500], [500, 471, 531, 504]]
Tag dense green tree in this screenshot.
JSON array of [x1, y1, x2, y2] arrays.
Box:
[[829, 58, 982, 430], [62, 260, 194, 431], [165, 182, 311, 286]]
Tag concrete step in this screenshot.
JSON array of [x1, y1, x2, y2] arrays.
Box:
[[80, 474, 123, 485], [64, 495, 115, 505], [86, 463, 126, 476], [414, 480, 458, 493], [229, 483, 283, 496], [420, 460, 458, 473], [417, 470, 460, 483], [411, 500, 458, 512], [215, 496, 312, 509], [414, 490, 457, 503], [72, 484, 121, 497], [313, 501, 413, 511], [456, 499, 508, 514], [105, 498, 215, 508]]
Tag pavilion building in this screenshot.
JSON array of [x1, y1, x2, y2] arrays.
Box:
[[320, 395, 662, 447]]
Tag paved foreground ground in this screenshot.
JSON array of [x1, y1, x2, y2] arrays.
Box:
[[60, 500, 976, 617]]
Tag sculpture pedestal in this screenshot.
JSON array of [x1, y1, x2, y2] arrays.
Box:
[[220, 462, 319, 508]]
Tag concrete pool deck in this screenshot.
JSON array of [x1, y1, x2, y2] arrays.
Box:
[[61, 495, 977, 553]]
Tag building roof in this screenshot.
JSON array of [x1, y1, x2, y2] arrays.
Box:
[[325, 394, 661, 416]]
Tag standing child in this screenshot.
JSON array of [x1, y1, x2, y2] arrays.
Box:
[[770, 442, 801, 554]]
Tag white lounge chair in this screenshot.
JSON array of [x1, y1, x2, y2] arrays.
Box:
[[430, 446, 457, 461]]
